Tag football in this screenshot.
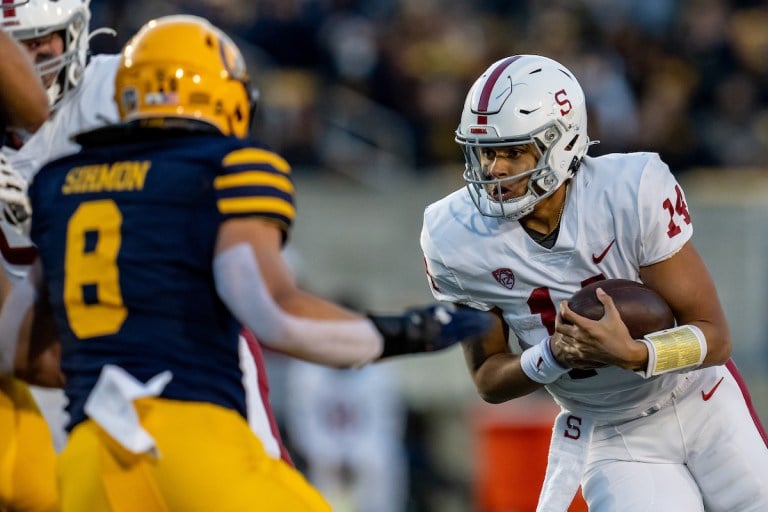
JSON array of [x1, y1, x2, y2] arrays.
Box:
[[566, 279, 675, 339]]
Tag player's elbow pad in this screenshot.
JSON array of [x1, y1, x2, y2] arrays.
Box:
[[213, 244, 383, 367]]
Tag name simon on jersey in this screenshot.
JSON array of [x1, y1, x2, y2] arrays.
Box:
[[62, 161, 151, 194]]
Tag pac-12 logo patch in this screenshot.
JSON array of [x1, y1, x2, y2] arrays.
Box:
[[492, 268, 515, 289]]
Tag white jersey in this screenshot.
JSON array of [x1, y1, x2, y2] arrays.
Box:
[[9, 54, 120, 182], [0, 54, 120, 284], [421, 152, 695, 422], [0, 55, 121, 452]]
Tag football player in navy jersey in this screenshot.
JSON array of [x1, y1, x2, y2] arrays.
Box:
[[2, 14, 491, 512]]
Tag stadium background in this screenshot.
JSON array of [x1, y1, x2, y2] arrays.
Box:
[[88, 1, 768, 510]]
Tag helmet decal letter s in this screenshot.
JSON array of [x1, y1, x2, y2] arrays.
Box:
[[555, 89, 572, 116]]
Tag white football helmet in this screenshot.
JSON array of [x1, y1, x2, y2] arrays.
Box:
[[456, 55, 590, 220], [2, 0, 91, 108]]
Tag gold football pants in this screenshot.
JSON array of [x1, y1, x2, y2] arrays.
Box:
[[58, 397, 331, 512], [0, 376, 59, 512]]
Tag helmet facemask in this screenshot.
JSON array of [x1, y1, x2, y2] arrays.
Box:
[[6, 0, 92, 110], [461, 120, 576, 220]]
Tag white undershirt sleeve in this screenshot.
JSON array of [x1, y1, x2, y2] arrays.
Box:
[[213, 243, 383, 368]]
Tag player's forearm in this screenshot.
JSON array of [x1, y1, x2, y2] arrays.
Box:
[[274, 287, 361, 320], [470, 353, 543, 403], [0, 275, 36, 375], [214, 243, 383, 368], [20, 291, 64, 387]]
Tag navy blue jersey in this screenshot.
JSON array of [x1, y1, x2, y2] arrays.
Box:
[[29, 129, 295, 429]]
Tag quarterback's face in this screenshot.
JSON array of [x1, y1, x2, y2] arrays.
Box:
[[19, 31, 65, 88], [479, 143, 539, 201]]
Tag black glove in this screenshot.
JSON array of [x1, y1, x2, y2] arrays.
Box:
[[369, 303, 492, 359]]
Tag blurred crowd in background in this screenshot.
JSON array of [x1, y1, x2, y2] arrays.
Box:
[[89, 0, 768, 178]]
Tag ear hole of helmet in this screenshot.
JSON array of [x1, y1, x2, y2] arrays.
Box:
[[564, 134, 579, 152]]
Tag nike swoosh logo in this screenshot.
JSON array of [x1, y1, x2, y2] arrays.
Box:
[[591, 239, 616, 264], [701, 377, 725, 401]]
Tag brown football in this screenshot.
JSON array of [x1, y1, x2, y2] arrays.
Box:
[[567, 279, 675, 339]]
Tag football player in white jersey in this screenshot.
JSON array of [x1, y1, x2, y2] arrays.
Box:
[[0, 0, 118, 455], [420, 54, 768, 512], [3, 0, 120, 179], [0, 27, 58, 512]]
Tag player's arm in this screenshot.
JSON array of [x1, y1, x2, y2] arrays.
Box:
[[224, 217, 360, 321], [214, 217, 491, 368], [0, 30, 49, 132], [0, 258, 63, 385], [462, 308, 544, 403], [18, 269, 63, 387], [421, 228, 546, 401], [555, 242, 730, 375], [0, 260, 29, 374], [557, 158, 728, 376], [639, 241, 731, 367]]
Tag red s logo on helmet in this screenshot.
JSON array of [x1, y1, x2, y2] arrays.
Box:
[[555, 89, 572, 116]]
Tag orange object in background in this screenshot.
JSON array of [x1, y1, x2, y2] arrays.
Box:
[[471, 393, 589, 512]]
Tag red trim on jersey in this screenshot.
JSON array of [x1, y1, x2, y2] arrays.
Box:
[[423, 256, 441, 292], [476, 55, 522, 123], [0, 227, 37, 265], [725, 358, 768, 447], [240, 328, 295, 466]]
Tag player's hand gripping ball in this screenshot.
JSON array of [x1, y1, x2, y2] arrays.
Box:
[[567, 279, 675, 339]]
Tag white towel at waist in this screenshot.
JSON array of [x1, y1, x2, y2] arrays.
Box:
[[84, 364, 172, 456]]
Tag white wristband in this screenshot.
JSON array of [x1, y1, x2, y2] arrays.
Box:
[[520, 336, 570, 384], [637, 324, 707, 379]]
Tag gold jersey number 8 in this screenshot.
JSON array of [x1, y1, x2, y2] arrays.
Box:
[[64, 200, 127, 338]]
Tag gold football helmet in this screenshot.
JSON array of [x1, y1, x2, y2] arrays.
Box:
[[115, 15, 253, 137]]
